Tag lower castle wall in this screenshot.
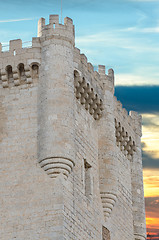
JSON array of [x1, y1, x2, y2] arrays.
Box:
[[0, 84, 139, 240], [0, 13, 146, 240], [0, 84, 65, 240], [62, 100, 103, 239], [106, 149, 134, 240], [58, 100, 135, 240]]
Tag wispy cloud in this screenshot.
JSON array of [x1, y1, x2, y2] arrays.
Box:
[[142, 27, 159, 33], [76, 30, 159, 54], [143, 169, 159, 197], [115, 86, 159, 113], [142, 114, 159, 159], [115, 73, 159, 86], [130, 0, 159, 2], [116, 74, 148, 85], [119, 26, 159, 33], [142, 150, 159, 168], [0, 18, 35, 23]]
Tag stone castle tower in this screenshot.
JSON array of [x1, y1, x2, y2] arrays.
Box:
[[0, 14, 146, 240]]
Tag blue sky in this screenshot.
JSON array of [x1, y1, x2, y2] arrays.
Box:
[[0, 0, 159, 85], [0, 0, 159, 237]]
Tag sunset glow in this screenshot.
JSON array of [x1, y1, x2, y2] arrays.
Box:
[[142, 114, 159, 159], [143, 170, 159, 197], [0, 0, 159, 238], [142, 113, 159, 239]]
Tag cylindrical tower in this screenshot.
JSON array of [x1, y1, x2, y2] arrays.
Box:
[[98, 66, 118, 221], [130, 111, 147, 240], [37, 15, 75, 179]]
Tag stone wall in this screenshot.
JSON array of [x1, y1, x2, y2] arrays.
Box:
[[0, 14, 146, 240]]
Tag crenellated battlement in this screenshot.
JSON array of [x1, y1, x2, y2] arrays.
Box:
[[114, 96, 141, 132], [0, 13, 146, 240], [113, 96, 142, 154], [114, 97, 134, 134], [0, 13, 140, 135], [0, 37, 41, 55], [0, 38, 41, 88], [38, 14, 75, 45], [73, 47, 115, 99]]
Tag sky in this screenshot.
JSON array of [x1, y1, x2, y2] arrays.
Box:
[[0, 0, 159, 238]]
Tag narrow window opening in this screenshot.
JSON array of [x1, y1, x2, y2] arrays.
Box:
[[6, 65, 13, 83], [84, 159, 92, 198], [53, 23, 55, 29], [18, 63, 26, 83], [32, 64, 39, 79], [13, 50, 16, 56]]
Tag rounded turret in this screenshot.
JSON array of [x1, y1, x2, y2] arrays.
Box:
[[37, 14, 75, 178], [130, 111, 147, 240], [98, 66, 118, 221], [38, 15, 75, 45]]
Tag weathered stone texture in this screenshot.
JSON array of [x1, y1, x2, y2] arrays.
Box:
[[0, 14, 146, 240]]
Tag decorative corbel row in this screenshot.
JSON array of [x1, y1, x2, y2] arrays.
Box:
[[0, 63, 39, 88], [74, 73, 103, 120], [1, 71, 9, 88], [13, 70, 20, 86], [25, 66, 32, 84], [115, 119, 136, 160]]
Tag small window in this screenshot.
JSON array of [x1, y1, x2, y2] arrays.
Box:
[[18, 63, 26, 83], [102, 226, 110, 240], [32, 64, 39, 79], [6, 65, 13, 83], [84, 159, 93, 198]]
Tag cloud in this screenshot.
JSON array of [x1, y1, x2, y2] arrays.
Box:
[[142, 151, 159, 169], [142, 115, 159, 127], [76, 32, 136, 50], [76, 17, 159, 83], [145, 197, 159, 211], [0, 18, 35, 23], [130, 0, 159, 1], [115, 87, 159, 170], [141, 27, 159, 33], [76, 29, 159, 74], [119, 26, 159, 33], [142, 120, 159, 159], [143, 169, 159, 197], [115, 86, 159, 114], [145, 198, 159, 238], [145, 197, 159, 236], [115, 73, 159, 86]]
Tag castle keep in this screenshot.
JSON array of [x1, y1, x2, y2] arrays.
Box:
[[0, 14, 146, 240]]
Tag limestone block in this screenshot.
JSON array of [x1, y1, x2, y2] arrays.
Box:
[[10, 39, 22, 52], [0, 13, 146, 240]]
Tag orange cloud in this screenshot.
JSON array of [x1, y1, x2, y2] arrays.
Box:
[[146, 217, 159, 228], [144, 169, 159, 237], [142, 114, 159, 159], [143, 169, 159, 197]]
